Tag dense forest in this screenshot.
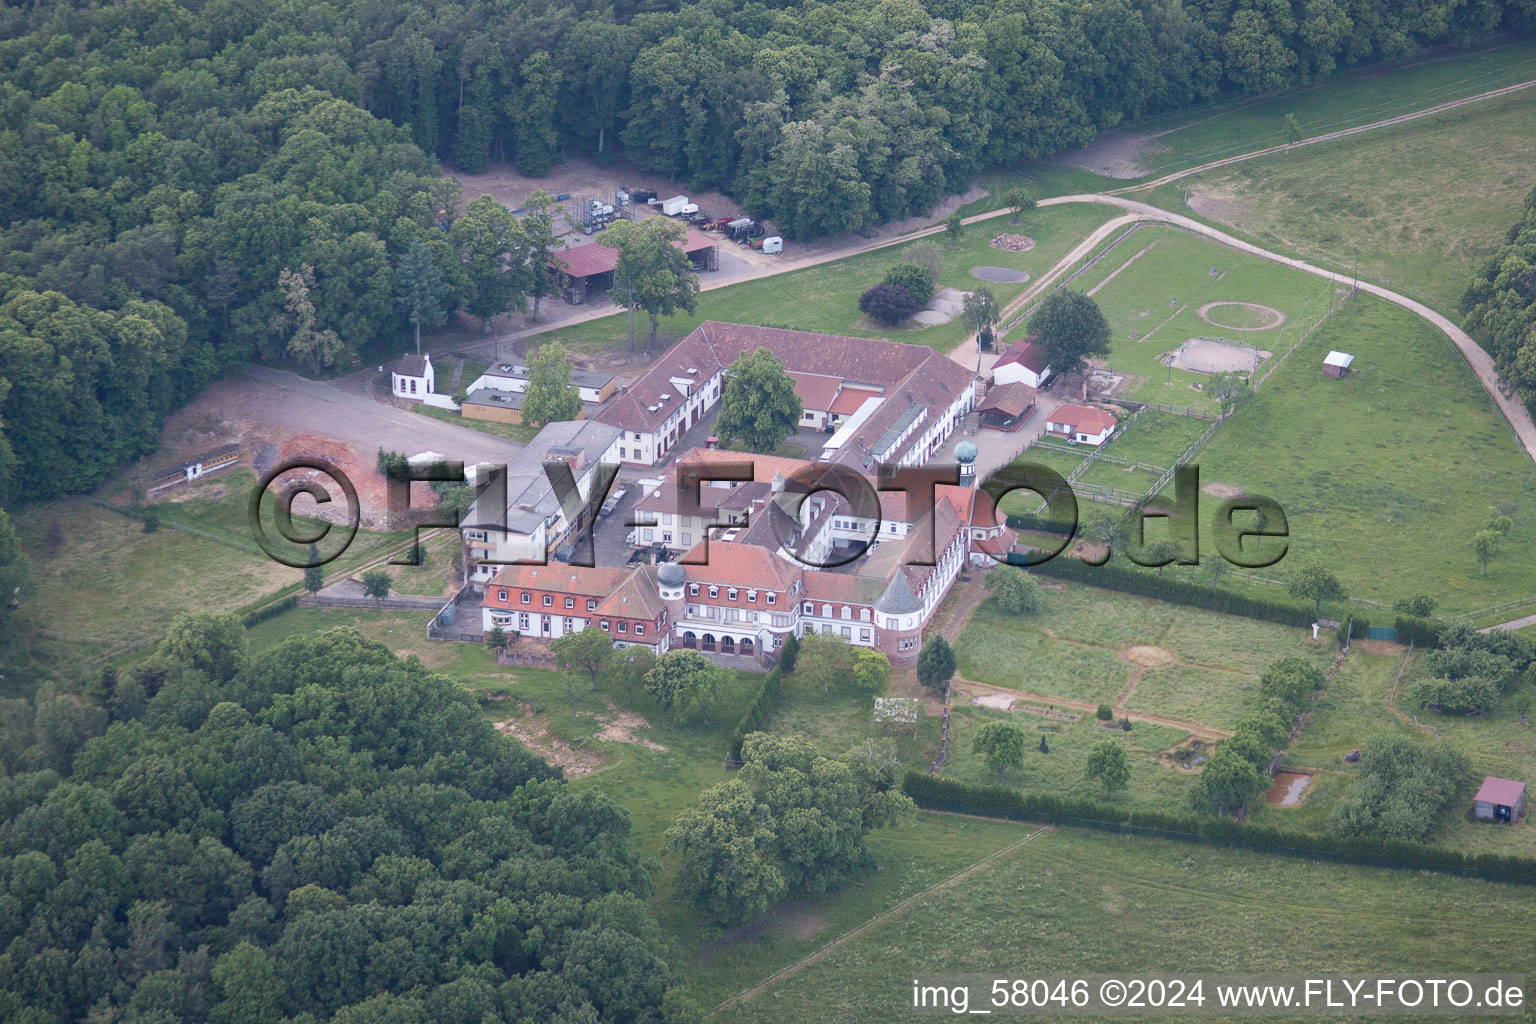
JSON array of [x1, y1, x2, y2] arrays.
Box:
[[0, 618, 696, 1024], [1, 0, 1534, 509], [1461, 178, 1536, 396]]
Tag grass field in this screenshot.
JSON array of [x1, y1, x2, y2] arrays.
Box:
[[1190, 295, 1536, 612], [954, 583, 1334, 720], [960, 37, 1536, 214], [1164, 88, 1536, 312], [10, 472, 413, 677], [1042, 225, 1337, 412], [724, 822, 1536, 1023], [526, 204, 1118, 358]]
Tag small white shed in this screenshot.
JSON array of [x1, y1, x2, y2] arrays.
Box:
[[1323, 351, 1354, 378]]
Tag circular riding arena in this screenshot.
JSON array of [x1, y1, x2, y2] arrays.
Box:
[[1196, 301, 1285, 331], [971, 266, 1030, 283], [1166, 337, 1268, 374]]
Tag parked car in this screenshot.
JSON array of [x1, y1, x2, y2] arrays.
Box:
[[629, 188, 657, 203], [599, 488, 628, 516]]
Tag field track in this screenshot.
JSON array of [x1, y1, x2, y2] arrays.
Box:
[[709, 825, 1057, 1015]]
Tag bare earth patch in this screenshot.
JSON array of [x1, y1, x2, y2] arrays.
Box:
[[595, 706, 669, 751], [1202, 482, 1245, 498], [494, 717, 605, 775], [972, 694, 1017, 710], [1123, 645, 1177, 669]]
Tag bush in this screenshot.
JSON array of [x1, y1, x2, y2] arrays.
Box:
[[241, 595, 298, 627], [901, 241, 943, 280], [859, 283, 918, 326], [1095, 704, 1113, 721], [884, 262, 935, 307], [729, 666, 783, 761], [1394, 614, 1443, 648], [142, 511, 160, 533]]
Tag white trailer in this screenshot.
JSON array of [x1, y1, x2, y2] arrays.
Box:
[[659, 195, 690, 216], [761, 235, 783, 254]]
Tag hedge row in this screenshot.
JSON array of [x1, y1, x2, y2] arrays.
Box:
[[1027, 556, 1316, 628], [729, 665, 783, 761], [1394, 614, 1442, 648], [902, 773, 1535, 883], [242, 595, 299, 628]]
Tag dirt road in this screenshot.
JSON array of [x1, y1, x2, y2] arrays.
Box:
[[1017, 194, 1536, 468]]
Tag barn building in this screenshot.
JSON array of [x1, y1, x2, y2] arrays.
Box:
[[1473, 776, 1527, 823], [553, 226, 718, 304], [1323, 351, 1355, 377], [976, 382, 1036, 431]]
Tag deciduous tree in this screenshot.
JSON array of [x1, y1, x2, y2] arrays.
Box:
[[983, 565, 1042, 615], [971, 721, 1027, 778], [1287, 562, 1345, 617], [552, 628, 614, 691], [714, 347, 803, 454], [1029, 291, 1111, 379], [602, 218, 699, 351], [521, 341, 581, 427], [1085, 739, 1131, 795]]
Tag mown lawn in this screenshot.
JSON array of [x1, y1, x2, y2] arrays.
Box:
[[1052, 225, 1337, 412], [726, 822, 1536, 1023], [525, 204, 1118, 358]]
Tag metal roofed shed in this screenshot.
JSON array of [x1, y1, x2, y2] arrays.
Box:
[[552, 227, 718, 304], [820, 396, 884, 459], [1323, 350, 1355, 377]]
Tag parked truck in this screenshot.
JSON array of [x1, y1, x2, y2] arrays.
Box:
[[659, 195, 690, 216]]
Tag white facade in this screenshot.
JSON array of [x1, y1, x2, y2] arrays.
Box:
[[616, 370, 724, 466], [392, 355, 434, 399]]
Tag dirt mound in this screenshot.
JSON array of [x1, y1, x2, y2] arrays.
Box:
[[1123, 645, 1177, 668], [989, 234, 1037, 253]]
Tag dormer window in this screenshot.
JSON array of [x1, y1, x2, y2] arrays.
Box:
[[689, 584, 699, 596], [588, 598, 597, 611], [565, 597, 575, 609], [618, 621, 628, 633], [521, 592, 531, 604], [634, 624, 644, 636], [727, 588, 738, 601], [498, 589, 508, 602], [803, 602, 813, 614], [543, 594, 553, 606], [600, 619, 610, 630], [747, 590, 757, 602], [767, 593, 776, 605], [709, 586, 719, 599]]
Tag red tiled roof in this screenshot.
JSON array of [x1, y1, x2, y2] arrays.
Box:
[[1047, 404, 1117, 434], [788, 371, 845, 411], [677, 539, 798, 594], [978, 381, 1036, 418], [801, 572, 885, 606], [1475, 776, 1527, 806], [994, 339, 1048, 375], [483, 564, 629, 605], [830, 387, 882, 415]]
